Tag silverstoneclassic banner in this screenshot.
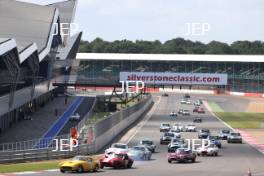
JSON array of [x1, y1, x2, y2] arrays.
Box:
[[120, 72, 228, 85]]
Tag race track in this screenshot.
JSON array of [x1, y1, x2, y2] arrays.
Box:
[[22, 94, 264, 176]]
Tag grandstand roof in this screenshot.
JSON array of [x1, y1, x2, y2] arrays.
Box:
[[0, 0, 56, 55], [0, 38, 17, 56], [47, 0, 78, 45], [77, 53, 264, 63], [0, 0, 79, 63]]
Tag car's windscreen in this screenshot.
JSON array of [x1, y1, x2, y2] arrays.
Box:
[[209, 136, 219, 140], [72, 156, 87, 161], [165, 133, 174, 137], [133, 147, 145, 151], [231, 133, 241, 136], [176, 149, 191, 154], [172, 139, 180, 143], [209, 144, 216, 148], [142, 141, 153, 145], [112, 144, 127, 149], [222, 130, 230, 133], [114, 154, 124, 158], [171, 129, 180, 132]]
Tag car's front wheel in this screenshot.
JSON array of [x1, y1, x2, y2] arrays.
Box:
[[148, 155, 151, 160], [127, 162, 133, 168], [168, 160, 172, 163], [93, 164, 99, 172], [60, 169, 65, 173], [76, 165, 84, 173]]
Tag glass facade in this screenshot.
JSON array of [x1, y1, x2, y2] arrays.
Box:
[[77, 60, 264, 93]]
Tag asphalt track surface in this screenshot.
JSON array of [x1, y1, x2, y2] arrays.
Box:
[[20, 94, 264, 176]]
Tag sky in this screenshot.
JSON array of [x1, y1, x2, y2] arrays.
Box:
[[19, 0, 264, 44]]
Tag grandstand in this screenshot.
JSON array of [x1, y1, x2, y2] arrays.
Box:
[[0, 0, 81, 135], [76, 53, 264, 94]]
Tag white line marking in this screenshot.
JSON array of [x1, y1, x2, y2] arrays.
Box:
[[13, 171, 39, 175], [45, 169, 59, 172], [126, 96, 161, 144]]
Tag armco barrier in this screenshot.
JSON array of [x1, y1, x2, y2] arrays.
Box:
[[0, 95, 153, 163], [0, 144, 95, 164], [93, 95, 153, 152]]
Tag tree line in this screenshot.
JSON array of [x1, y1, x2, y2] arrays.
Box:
[[78, 37, 264, 54]]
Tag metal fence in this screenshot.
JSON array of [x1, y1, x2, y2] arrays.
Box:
[[76, 97, 97, 133], [0, 134, 70, 152], [0, 95, 153, 163], [0, 143, 95, 164], [0, 97, 96, 152]]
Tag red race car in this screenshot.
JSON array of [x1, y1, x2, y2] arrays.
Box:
[[168, 148, 196, 163], [193, 107, 205, 113], [100, 152, 133, 169]]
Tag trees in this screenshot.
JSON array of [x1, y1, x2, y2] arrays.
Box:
[[78, 38, 264, 54], [231, 41, 264, 54], [205, 41, 234, 54]]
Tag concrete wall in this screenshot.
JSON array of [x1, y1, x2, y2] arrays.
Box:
[[93, 96, 153, 152]]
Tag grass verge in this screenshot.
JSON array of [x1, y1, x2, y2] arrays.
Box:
[[86, 112, 111, 124], [0, 160, 59, 173], [207, 101, 224, 112], [215, 112, 264, 129]]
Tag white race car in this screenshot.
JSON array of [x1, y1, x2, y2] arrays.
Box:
[[180, 99, 187, 104], [173, 123, 185, 132], [170, 112, 177, 117], [185, 124, 196, 132], [194, 101, 201, 106], [197, 144, 219, 156], [105, 143, 128, 156], [160, 123, 171, 132], [186, 100, 192, 105], [69, 113, 80, 121], [169, 128, 181, 138], [182, 110, 190, 116], [168, 138, 187, 152]]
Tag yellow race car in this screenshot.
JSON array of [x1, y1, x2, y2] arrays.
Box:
[[59, 155, 100, 173]]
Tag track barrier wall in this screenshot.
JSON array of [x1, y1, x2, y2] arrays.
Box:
[[93, 95, 153, 152]]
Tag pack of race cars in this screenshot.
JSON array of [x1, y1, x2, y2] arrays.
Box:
[[59, 94, 243, 173], [159, 94, 243, 164]]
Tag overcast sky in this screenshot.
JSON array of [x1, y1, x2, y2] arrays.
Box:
[[19, 0, 264, 44]]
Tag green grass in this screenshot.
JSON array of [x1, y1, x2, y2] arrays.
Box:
[[116, 100, 138, 110], [86, 99, 139, 125], [215, 112, 264, 129], [207, 101, 224, 112], [0, 160, 59, 173], [86, 112, 111, 124]]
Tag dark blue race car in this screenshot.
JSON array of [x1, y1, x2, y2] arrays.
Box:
[[207, 135, 222, 148]]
